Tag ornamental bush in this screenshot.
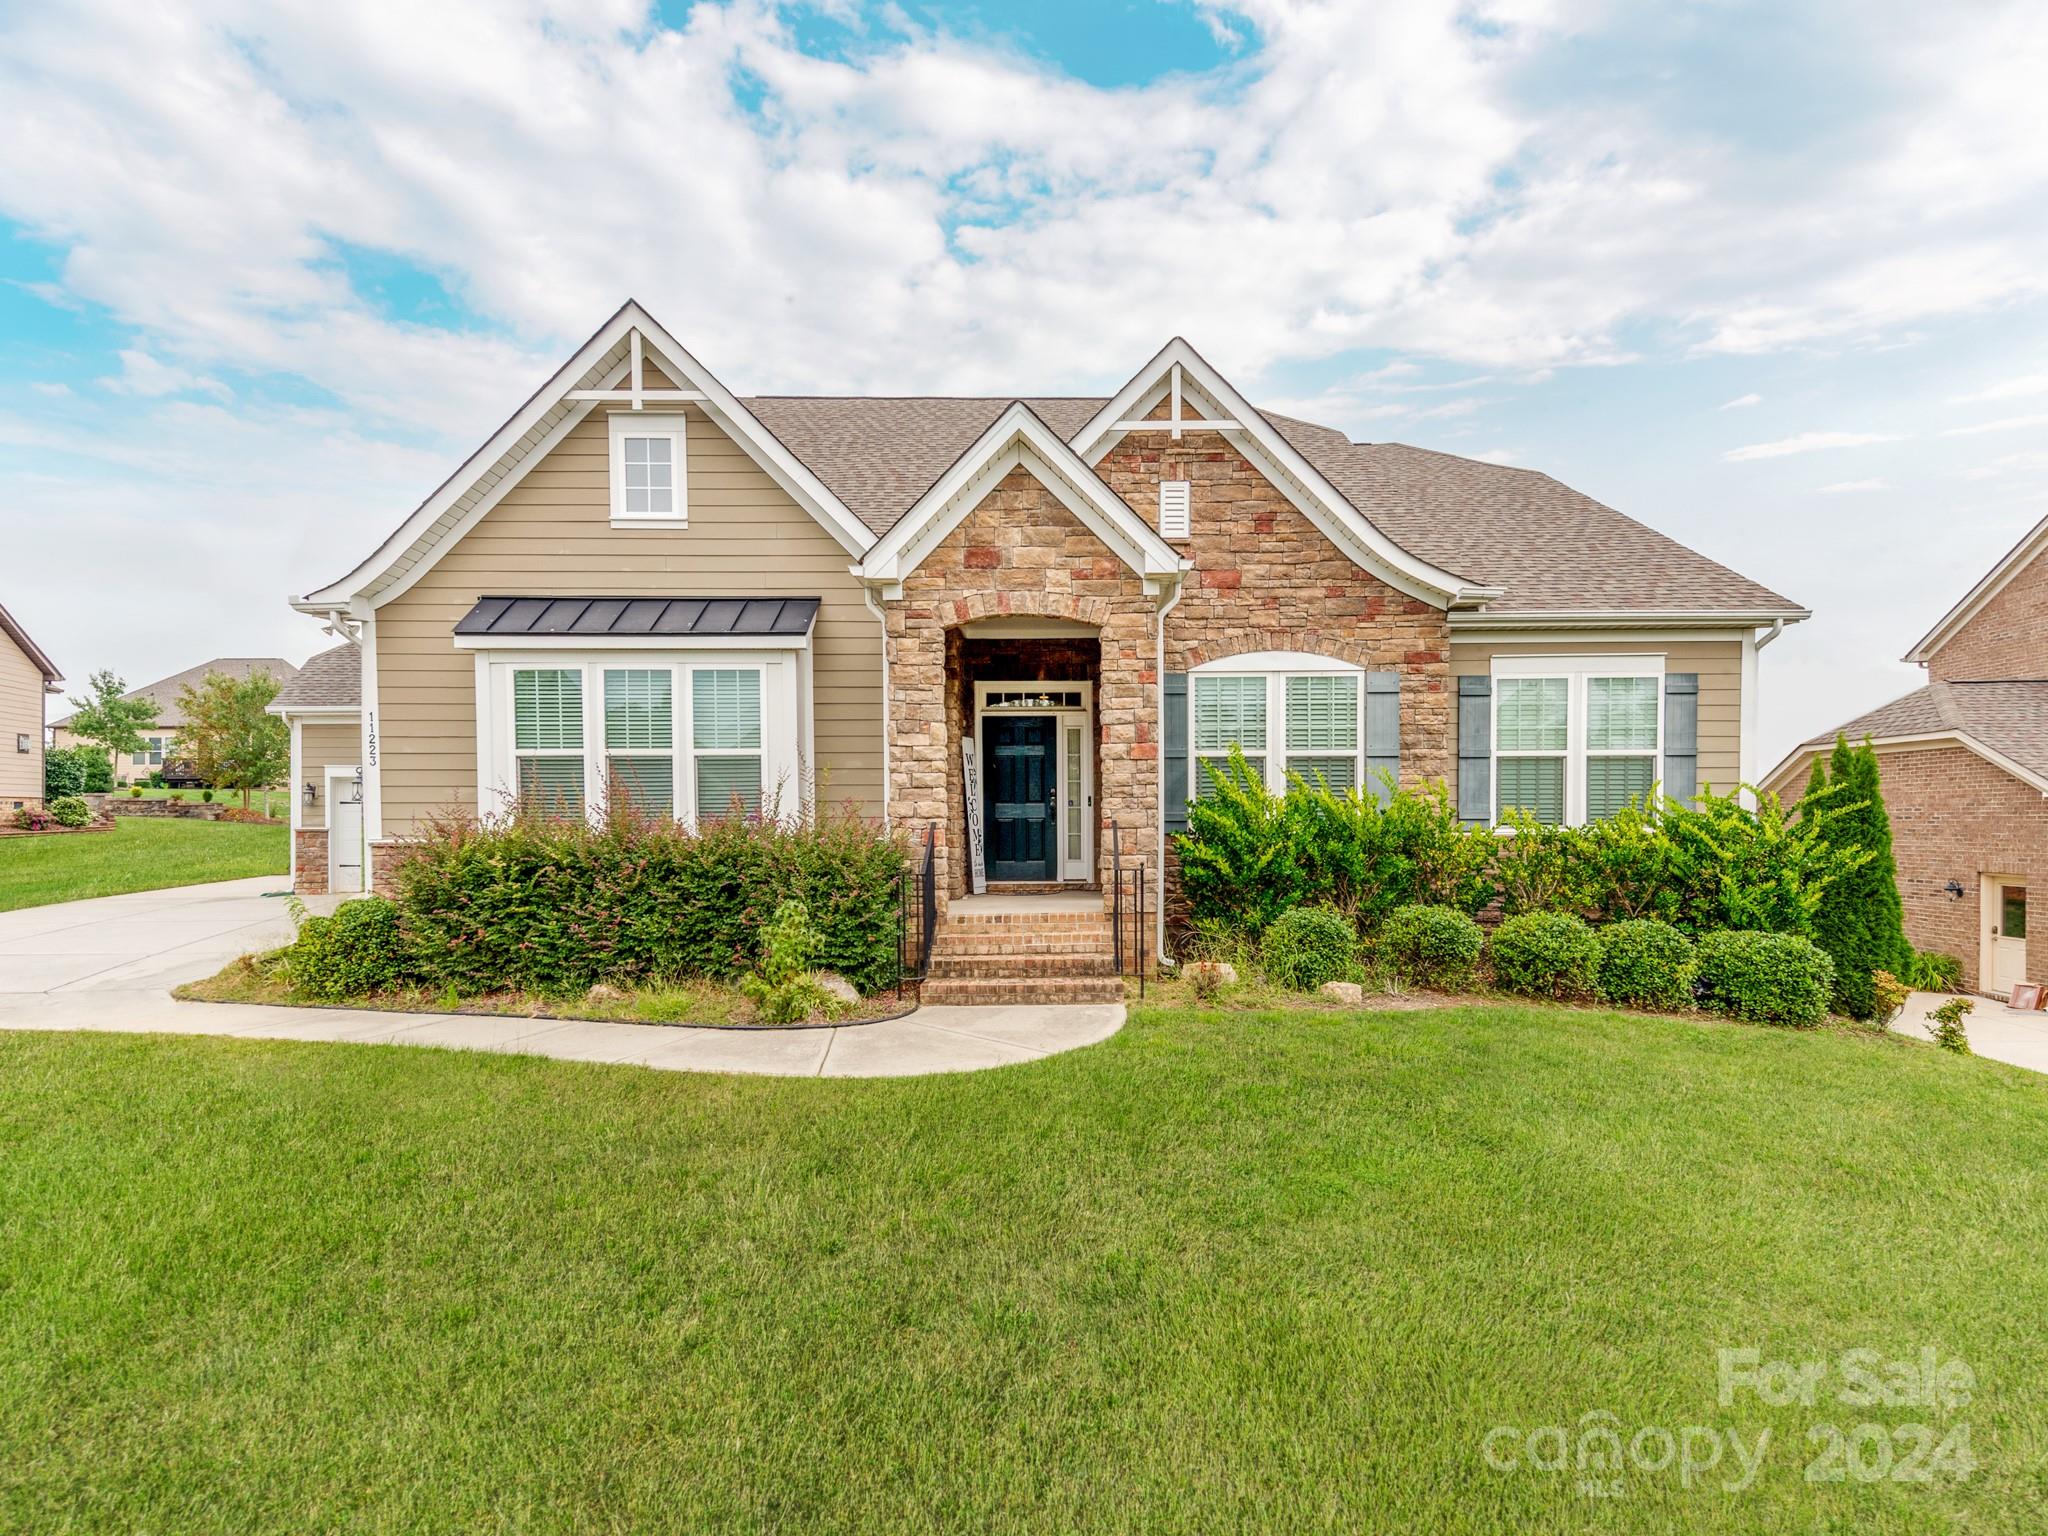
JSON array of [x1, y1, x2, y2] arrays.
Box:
[[46, 796, 91, 828], [393, 803, 907, 997], [1906, 950, 1964, 992], [284, 897, 409, 1001], [43, 745, 113, 798], [1798, 740, 1912, 1019], [1486, 911, 1601, 999], [1593, 919, 1696, 1010], [1259, 906, 1358, 991], [1694, 930, 1835, 1027], [1379, 903, 1484, 989]]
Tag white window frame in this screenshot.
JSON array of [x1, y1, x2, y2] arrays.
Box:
[[476, 649, 802, 831], [1490, 654, 1664, 827], [608, 411, 688, 529], [1190, 652, 1364, 798]]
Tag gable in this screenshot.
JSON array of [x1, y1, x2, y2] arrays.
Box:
[[1907, 511, 2048, 674]]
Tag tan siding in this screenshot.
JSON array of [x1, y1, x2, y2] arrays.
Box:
[[372, 385, 883, 832], [0, 632, 46, 805], [298, 721, 361, 829], [1448, 637, 1745, 809]]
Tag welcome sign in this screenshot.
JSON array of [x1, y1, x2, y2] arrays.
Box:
[[961, 736, 987, 895]]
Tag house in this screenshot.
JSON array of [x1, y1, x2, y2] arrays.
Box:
[[0, 601, 63, 812], [50, 656, 298, 784], [289, 300, 1806, 986], [1763, 514, 2048, 998], [268, 643, 364, 894]]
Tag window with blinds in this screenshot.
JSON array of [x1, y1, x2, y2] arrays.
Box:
[[1490, 668, 1663, 826], [1285, 675, 1359, 791], [693, 668, 763, 821], [1192, 674, 1266, 796], [1585, 675, 1659, 819], [514, 668, 584, 818], [1495, 676, 1567, 824], [605, 669, 673, 819]]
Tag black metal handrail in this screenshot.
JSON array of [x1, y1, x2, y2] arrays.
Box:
[[1106, 818, 1144, 997], [895, 822, 939, 1002]]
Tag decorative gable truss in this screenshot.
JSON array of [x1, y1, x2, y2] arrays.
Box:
[[855, 402, 1188, 597], [292, 301, 875, 620], [1071, 338, 1501, 610]]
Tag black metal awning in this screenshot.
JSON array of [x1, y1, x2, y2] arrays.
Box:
[[453, 595, 820, 639]]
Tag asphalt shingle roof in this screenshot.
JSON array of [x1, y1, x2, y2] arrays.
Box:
[[50, 656, 297, 730], [1798, 680, 2048, 783], [271, 644, 360, 710]]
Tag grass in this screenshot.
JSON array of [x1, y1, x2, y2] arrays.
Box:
[[117, 786, 290, 817], [2, 1004, 2045, 1531], [177, 949, 910, 1028], [0, 816, 287, 912]]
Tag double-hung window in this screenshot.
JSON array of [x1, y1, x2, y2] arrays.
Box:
[[131, 736, 164, 768], [514, 668, 585, 818], [1193, 658, 1364, 797], [604, 668, 673, 819], [1492, 658, 1662, 826], [608, 413, 688, 528], [691, 668, 763, 821]]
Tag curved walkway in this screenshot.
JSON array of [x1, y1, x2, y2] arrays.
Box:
[[0, 876, 1123, 1078]]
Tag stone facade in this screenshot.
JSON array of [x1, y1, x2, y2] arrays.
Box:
[[883, 465, 1159, 909], [370, 840, 408, 897], [1927, 544, 2048, 684], [1093, 426, 1453, 784], [294, 828, 329, 895]]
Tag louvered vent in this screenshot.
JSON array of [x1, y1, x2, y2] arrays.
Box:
[[1159, 480, 1191, 539]]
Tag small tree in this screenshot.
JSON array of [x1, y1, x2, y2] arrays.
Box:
[[1799, 736, 1912, 1020], [63, 669, 158, 761], [176, 669, 289, 810]]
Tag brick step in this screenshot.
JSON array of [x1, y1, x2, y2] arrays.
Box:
[[920, 976, 1127, 1007], [930, 938, 1115, 959], [939, 911, 1110, 930], [927, 953, 1119, 979]]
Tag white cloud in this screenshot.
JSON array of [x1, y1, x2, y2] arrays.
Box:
[[1950, 372, 2048, 404], [1816, 478, 1886, 493], [1940, 412, 2048, 437], [1719, 392, 1762, 409], [98, 349, 230, 400], [1724, 431, 1907, 462]]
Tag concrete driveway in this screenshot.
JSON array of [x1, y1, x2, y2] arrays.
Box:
[[1894, 989, 2048, 1075], [0, 877, 1123, 1077]]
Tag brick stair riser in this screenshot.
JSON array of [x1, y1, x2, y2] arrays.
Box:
[[920, 978, 1126, 1006], [927, 954, 1118, 979], [930, 937, 1114, 957], [937, 913, 1111, 930]]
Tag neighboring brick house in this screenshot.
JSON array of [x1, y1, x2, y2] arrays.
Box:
[[267, 643, 364, 894], [50, 656, 298, 784], [0, 601, 62, 812], [287, 301, 1806, 992], [1764, 513, 2048, 996]]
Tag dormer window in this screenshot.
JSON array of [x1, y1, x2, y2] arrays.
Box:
[[609, 412, 688, 529]]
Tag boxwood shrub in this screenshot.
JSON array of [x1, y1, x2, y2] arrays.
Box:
[[1379, 903, 1483, 989], [46, 796, 91, 828], [1260, 906, 1357, 991], [1487, 911, 1601, 999], [285, 897, 410, 1001], [1694, 930, 1835, 1027], [1594, 919, 1696, 1010]]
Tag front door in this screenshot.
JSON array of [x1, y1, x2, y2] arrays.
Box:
[[1991, 882, 2028, 994], [984, 716, 1057, 881], [331, 775, 364, 894]]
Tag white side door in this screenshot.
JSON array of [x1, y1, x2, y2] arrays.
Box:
[[1990, 881, 2027, 994], [331, 773, 365, 894]]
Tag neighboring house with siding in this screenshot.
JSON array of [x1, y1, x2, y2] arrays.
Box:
[[289, 301, 1806, 992], [1764, 514, 2048, 998], [50, 656, 298, 783], [0, 602, 62, 812]]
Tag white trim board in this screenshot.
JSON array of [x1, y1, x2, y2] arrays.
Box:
[[1904, 510, 2048, 664], [1760, 730, 2048, 801]]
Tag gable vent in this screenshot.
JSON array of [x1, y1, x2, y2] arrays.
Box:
[[1159, 480, 1191, 540]]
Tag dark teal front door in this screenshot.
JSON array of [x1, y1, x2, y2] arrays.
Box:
[[984, 716, 1056, 881]]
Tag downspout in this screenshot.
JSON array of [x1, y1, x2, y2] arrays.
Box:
[[1154, 570, 1189, 961], [863, 584, 892, 832], [1737, 619, 1785, 807], [1754, 616, 1786, 651]]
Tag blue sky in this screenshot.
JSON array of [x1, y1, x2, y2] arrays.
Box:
[[2, 0, 2046, 771]]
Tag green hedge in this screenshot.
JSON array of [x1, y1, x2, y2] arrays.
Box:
[[44, 745, 113, 798], [1260, 906, 1357, 991], [1594, 919, 1697, 1010], [392, 807, 907, 997], [285, 898, 410, 1001], [1380, 904, 1483, 989], [1487, 912, 1600, 999], [1694, 930, 1835, 1027]]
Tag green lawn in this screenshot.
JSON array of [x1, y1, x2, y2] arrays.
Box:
[[0, 817, 287, 911], [1, 1005, 2043, 1532]]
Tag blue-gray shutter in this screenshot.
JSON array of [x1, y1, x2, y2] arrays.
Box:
[[1364, 671, 1400, 803], [1164, 672, 1190, 833], [1457, 675, 1492, 825], [1663, 673, 1698, 804]]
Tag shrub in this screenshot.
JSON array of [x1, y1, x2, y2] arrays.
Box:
[[129, 786, 142, 798], [1694, 930, 1835, 1027], [1491, 814, 1594, 918], [1178, 748, 1309, 931], [1259, 906, 1357, 991], [283, 897, 409, 1001], [1928, 996, 1974, 1054], [1907, 950, 1963, 992], [218, 806, 270, 824], [200, 789, 214, 803], [1580, 801, 1680, 924], [1380, 903, 1483, 989], [1660, 787, 1866, 938], [46, 796, 90, 828], [393, 803, 907, 997], [1798, 739, 1912, 1019], [44, 744, 113, 798], [741, 898, 836, 1023], [1594, 919, 1697, 1010], [1870, 970, 1910, 1028], [12, 806, 52, 831], [1487, 911, 1601, 999]]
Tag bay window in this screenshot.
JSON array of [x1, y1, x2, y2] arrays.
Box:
[[1492, 657, 1662, 826]]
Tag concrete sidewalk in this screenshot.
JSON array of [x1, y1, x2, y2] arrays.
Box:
[[1894, 989, 2048, 1074], [0, 877, 1123, 1077]]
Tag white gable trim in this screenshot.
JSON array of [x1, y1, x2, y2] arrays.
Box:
[[1761, 730, 2048, 801], [1071, 338, 1498, 610], [857, 403, 1187, 594], [294, 302, 872, 615], [1904, 511, 2048, 664]]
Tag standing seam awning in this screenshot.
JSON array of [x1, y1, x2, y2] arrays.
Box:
[[453, 596, 820, 639]]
